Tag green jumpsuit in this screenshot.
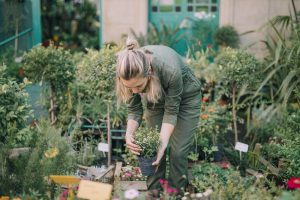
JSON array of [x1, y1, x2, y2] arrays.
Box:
[[127, 45, 201, 190]]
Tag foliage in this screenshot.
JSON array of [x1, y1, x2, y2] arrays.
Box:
[[122, 147, 138, 167], [70, 127, 103, 166], [262, 110, 300, 179], [254, 10, 300, 121], [216, 48, 261, 95], [0, 47, 23, 82], [0, 120, 76, 196], [23, 43, 75, 125], [213, 25, 240, 48], [198, 101, 232, 146], [187, 47, 218, 84], [188, 17, 218, 53], [41, 0, 99, 50], [133, 126, 161, 159], [74, 45, 127, 127], [191, 162, 252, 193], [216, 48, 261, 143], [23, 43, 75, 94], [0, 64, 32, 145], [130, 22, 187, 52], [191, 162, 282, 199]]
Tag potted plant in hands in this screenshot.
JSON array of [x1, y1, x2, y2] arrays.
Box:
[[133, 127, 161, 176]]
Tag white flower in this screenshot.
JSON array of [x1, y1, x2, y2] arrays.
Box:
[[124, 189, 139, 199]]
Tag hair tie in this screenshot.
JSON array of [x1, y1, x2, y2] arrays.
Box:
[[126, 43, 135, 51]]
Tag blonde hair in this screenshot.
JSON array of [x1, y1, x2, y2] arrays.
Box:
[[116, 38, 162, 104]]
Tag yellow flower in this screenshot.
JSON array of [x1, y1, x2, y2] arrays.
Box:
[[44, 147, 59, 158]]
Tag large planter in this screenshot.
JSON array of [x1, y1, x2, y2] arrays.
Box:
[[138, 156, 157, 176]]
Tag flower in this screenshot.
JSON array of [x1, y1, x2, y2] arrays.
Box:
[[287, 177, 300, 189], [208, 108, 215, 113], [124, 189, 139, 199], [200, 114, 209, 120], [44, 147, 59, 158], [202, 97, 209, 102]]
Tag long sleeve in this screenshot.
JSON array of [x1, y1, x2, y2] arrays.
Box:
[[126, 93, 143, 124], [162, 67, 183, 126]]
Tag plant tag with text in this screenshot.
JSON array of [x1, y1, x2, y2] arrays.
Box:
[[77, 180, 112, 200], [98, 142, 109, 152], [235, 142, 249, 152]]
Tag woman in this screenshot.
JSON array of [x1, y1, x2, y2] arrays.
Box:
[[116, 38, 201, 191]]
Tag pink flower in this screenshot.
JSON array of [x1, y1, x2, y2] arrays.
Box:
[[166, 187, 178, 195], [125, 172, 132, 177], [159, 179, 166, 185]]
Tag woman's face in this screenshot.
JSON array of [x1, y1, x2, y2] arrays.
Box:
[[120, 76, 149, 93]]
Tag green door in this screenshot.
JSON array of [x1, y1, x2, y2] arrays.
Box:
[[149, 0, 219, 55]]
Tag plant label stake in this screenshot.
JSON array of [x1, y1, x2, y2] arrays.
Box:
[[98, 143, 109, 153], [235, 142, 248, 160]]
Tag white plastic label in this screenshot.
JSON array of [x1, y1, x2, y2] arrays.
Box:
[[98, 143, 109, 152], [235, 142, 249, 152]]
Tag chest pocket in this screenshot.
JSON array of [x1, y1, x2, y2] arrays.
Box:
[[183, 68, 201, 96]]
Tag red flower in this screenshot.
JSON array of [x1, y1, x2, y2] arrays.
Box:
[[287, 177, 300, 189], [202, 97, 209, 102]]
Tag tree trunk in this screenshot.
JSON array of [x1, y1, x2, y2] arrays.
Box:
[[49, 84, 57, 125]]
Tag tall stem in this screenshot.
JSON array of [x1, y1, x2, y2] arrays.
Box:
[[107, 103, 111, 166], [232, 86, 238, 144]]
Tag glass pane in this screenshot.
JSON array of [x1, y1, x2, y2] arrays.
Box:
[[152, 6, 158, 12], [212, 0, 217, 3], [195, 6, 208, 12], [211, 6, 217, 12], [160, 0, 174, 5], [175, 6, 181, 12], [152, 0, 159, 6], [195, 0, 209, 3], [187, 5, 193, 12], [159, 5, 173, 12], [188, 0, 193, 4], [175, 0, 182, 5]]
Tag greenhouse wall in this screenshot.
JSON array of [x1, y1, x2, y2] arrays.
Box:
[[220, 0, 300, 59]]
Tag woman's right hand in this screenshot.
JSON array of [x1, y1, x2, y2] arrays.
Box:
[[125, 134, 142, 155]]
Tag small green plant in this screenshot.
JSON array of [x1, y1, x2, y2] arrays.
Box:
[[133, 127, 161, 159], [214, 25, 240, 48]]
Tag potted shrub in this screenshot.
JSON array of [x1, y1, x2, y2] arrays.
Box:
[[133, 127, 161, 176]]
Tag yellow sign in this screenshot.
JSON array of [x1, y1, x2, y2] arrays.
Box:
[[77, 180, 112, 200], [49, 175, 80, 185]]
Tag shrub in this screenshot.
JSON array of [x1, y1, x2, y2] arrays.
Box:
[[214, 25, 240, 48], [0, 64, 32, 144]]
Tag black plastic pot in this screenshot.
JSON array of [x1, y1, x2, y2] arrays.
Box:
[[138, 156, 157, 176]]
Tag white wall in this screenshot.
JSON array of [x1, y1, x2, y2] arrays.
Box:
[[220, 0, 300, 59], [102, 0, 148, 45]]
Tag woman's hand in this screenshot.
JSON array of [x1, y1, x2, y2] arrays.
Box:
[[125, 119, 141, 155], [152, 123, 174, 166], [152, 145, 167, 166], [125, 134, 142, 155]]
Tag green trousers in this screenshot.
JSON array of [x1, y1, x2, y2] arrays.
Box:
[[145, 90, 201, 190]]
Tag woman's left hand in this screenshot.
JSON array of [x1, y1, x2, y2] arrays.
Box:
[[152, 146, 167, 166]]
